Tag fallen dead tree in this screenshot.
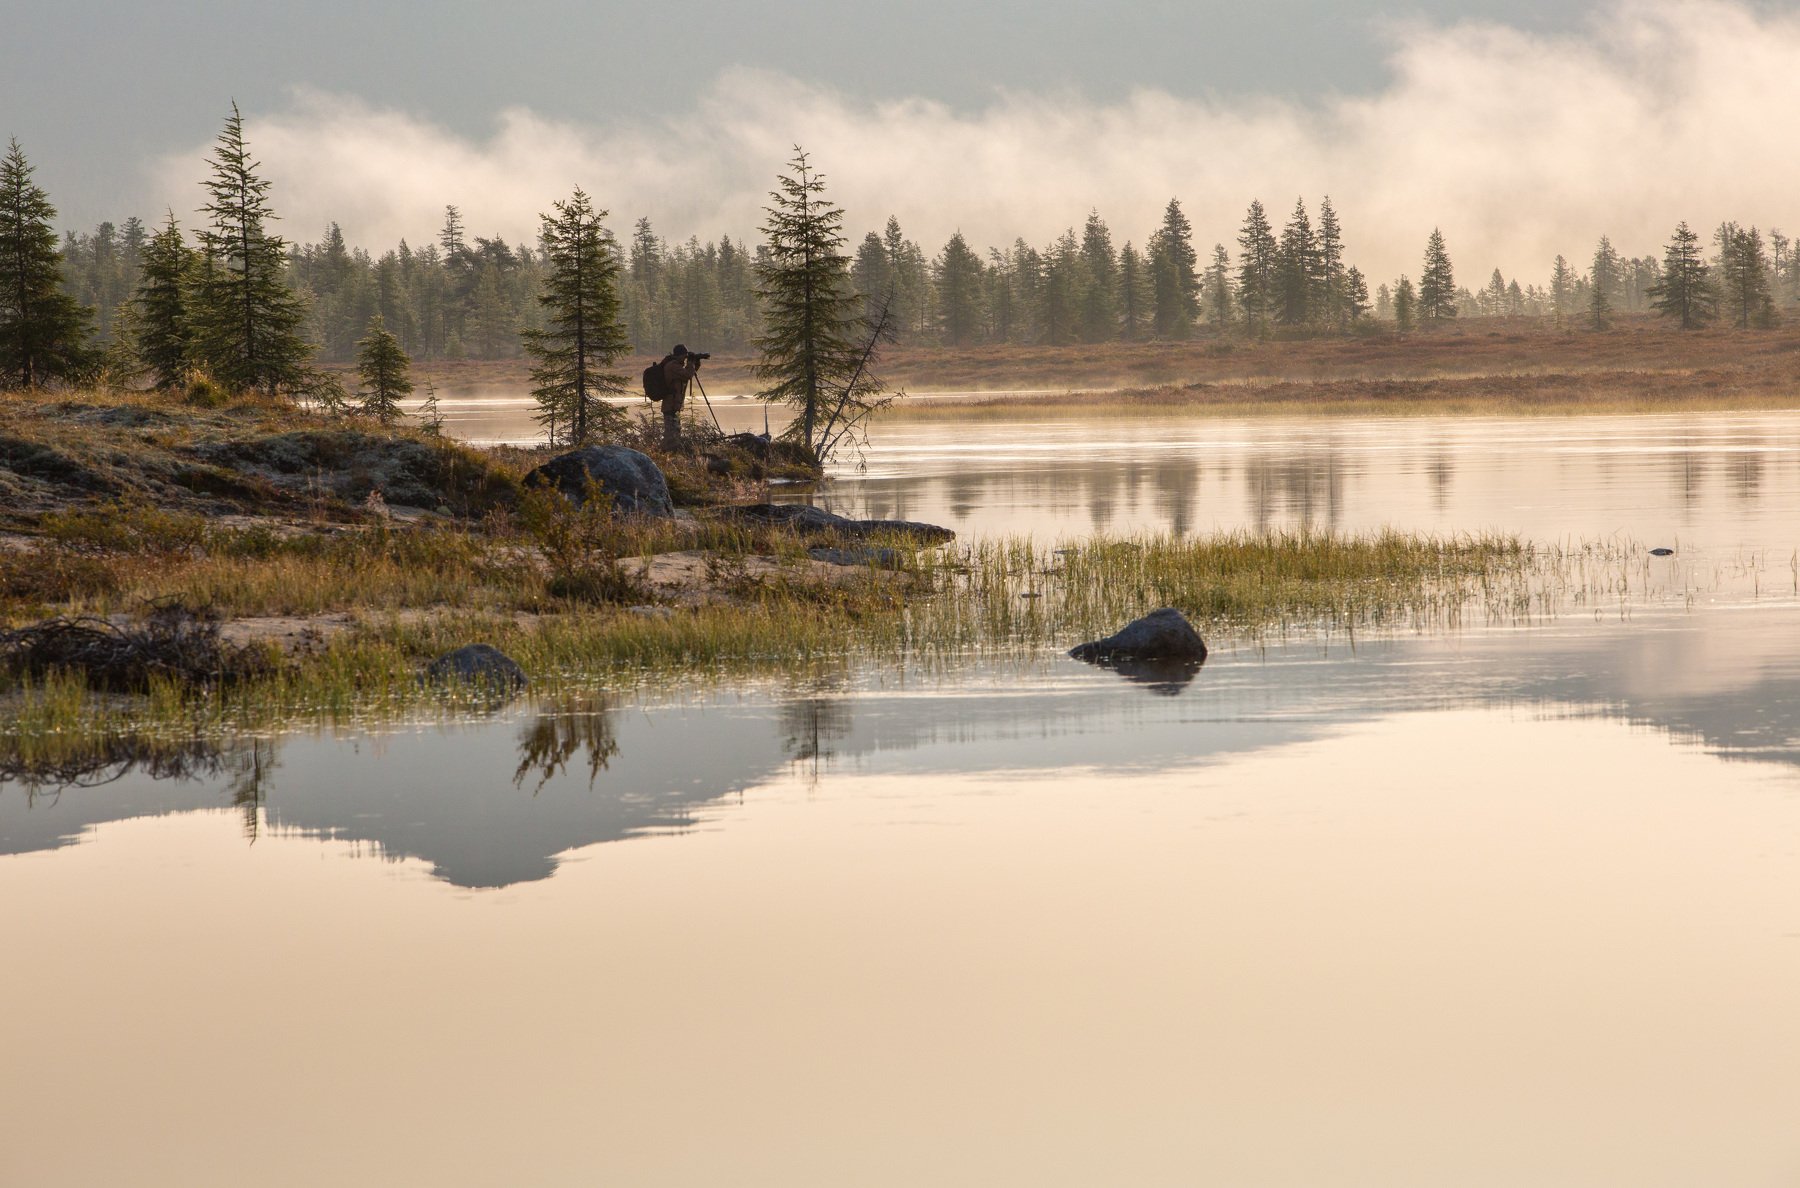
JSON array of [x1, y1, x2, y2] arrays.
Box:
[[0, 602, 272, 691]]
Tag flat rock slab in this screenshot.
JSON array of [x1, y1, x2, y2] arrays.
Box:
[[1070, 608, 1208, 664], [523, 446, 673, 517], [723, 503, 954, 544], [808, 546, 908, 569]]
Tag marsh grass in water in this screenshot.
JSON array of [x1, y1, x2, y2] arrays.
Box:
[[0, 527, 1683, 778]]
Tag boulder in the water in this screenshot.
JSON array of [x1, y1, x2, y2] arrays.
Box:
[[1070, 608, 1208, 664], [424, 644, 528, 691], [523, 446, 673, 517]]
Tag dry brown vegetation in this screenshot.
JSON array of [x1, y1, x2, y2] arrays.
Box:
[[396, 314, 1800, 415]]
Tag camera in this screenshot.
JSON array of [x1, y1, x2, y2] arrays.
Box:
[[690, 352, 712, 361]]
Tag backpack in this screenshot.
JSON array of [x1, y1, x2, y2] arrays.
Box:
[[641, 355, 677, 402]]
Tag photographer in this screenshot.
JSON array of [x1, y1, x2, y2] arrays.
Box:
[[659, 344, 708, 449]]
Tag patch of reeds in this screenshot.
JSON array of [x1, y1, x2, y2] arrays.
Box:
[[2, 526, 1669, 778]]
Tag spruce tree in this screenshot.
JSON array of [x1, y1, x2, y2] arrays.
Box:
[[1275, 197, 1320, 329], [1483, 269, 1508, 316], [0, 138, 94, 388], [851, 231, 891, 327], [1205, 244, 1234, 329], [1149, 198, 1199, 339], [1077, 210, 1118, 342], [193, 104, 310, 396], [1720, 226, 1778, 329], [1343, 266, 1371, 324], [1235, 200, 1278, 337], [1588, 236, 1620, 330], [130, 213, 197, 389], [1549, 255, 1576, 326], [935, 230, 985, 346], [754, 148, 889, 459], [1648, 222, 1715, 330], [1042, 229, 1081, 347], [355, 313, 413, 424], [1393, 275, 1416, 333], [1118, 241, 1151, 341], [1317, 196, 1346, 329], [1418, 230, 1457, 322], [522, 187, 630, 446]]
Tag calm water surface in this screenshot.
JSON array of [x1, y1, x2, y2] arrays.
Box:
[[5, 407, 1800, 1186]]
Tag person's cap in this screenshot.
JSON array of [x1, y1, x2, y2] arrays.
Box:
[[673, 344, 688, 356]]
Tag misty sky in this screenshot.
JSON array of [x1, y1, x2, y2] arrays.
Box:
[[8, 0, 1800, 282], [11, 0, 1586, 219]]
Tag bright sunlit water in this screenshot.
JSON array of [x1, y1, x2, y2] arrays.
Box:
[[5, 407, 1800, 1186]]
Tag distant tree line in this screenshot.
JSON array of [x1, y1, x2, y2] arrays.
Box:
[[10, 112, 1800, 400]]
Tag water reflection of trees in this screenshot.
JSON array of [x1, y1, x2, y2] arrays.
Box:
[[1666, 442, 1705, 510], [779, 683, 855, 784], [513, 696, 620, 793], [1245, 451, 1344, 531], [1, 734, 277, 801]]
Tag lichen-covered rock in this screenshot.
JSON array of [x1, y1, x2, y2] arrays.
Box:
[[523, 446, 673, 517], [424, 644, 528, 691], [1069, 608, 1208, 663]]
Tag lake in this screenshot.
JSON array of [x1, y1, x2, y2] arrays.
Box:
[[4, 404, 1800, 1186]]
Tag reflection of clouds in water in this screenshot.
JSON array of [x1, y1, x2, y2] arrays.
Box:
[[11, 603, 1800, 887]]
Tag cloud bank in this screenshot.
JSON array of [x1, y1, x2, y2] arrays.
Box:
[[152, 0, 1800, 285]]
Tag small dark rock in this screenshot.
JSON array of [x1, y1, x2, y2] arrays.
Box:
[[1070, 608, 1208, 664], [1650, 547, 1675, 557], [424, 644, 528, 691], [523, 446, 673, 517]]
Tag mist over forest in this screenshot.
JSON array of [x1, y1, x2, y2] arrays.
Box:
[[125, 0, 1800, 291], [18, 0, 1800, 374]]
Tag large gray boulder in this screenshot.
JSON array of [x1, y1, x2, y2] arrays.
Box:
[[1069, 608, 1208, 664], [524, 446, 673, 517], [424, 644, 528, 692]]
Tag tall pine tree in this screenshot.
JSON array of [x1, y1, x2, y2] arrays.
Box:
[[0, 138, 94, 388], [1235, 200, 1278, 337], [193, 104, 310, 396], [1077, 210, 1118, 343], [1648, 221, 1715, 330], [1317, 196, 1346, 330], [1588, 236, 1620, 330], [1149, 198, 1199, 339], [523, 188, 630, 446], [130, 212, 196, 389], [1118, 241, 1150, 342], [754, 148, 887, 459], [1275, 197, 1318, 328], [1393, 275, 1416, 333], [1418, 229, 1457, 322], [935, 231, 985, 347]]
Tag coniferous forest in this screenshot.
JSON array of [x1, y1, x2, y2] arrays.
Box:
[[9, 110, 1800, 393]]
